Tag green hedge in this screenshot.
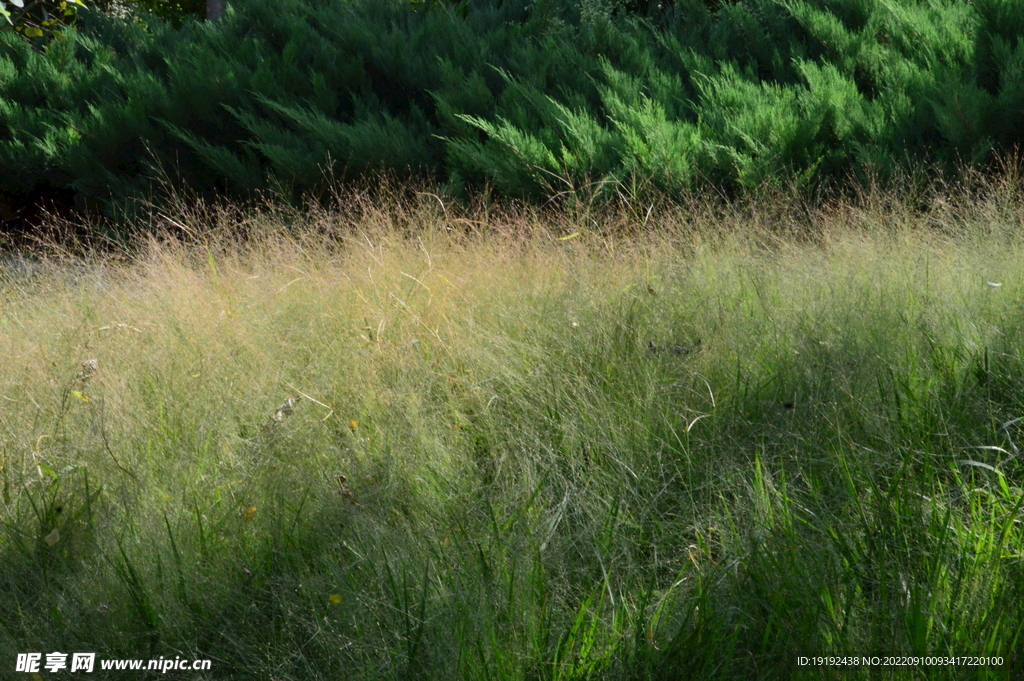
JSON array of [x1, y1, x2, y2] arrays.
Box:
[[1, 0, 1022, 233]]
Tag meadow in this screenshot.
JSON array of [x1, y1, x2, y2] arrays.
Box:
[[2, 166, 1023, 679]]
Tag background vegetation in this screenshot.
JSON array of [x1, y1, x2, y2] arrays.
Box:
[[1, 0, 1023, 239]]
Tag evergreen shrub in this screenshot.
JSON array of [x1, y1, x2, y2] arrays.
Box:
[[0, 0, 1022, 236]]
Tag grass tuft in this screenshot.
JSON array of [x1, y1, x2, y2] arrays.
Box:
[[1, 167, 1023, 678]]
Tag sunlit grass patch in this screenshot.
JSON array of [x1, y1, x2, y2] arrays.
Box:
[[1, 168, 1023, 678]]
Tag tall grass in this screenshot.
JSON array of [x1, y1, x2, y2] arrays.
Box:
[[1, 169, 1023, 679]]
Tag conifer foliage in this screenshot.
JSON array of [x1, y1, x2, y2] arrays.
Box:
[[1, 0, 1023, 232]]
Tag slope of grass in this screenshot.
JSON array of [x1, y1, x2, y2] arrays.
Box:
[[1, 171, 1023, 679]]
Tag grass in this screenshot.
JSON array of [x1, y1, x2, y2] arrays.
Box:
[[1, 168, 1024, 680]]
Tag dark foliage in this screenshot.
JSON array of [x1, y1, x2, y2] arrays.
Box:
[[1, 0, 1022, 240]]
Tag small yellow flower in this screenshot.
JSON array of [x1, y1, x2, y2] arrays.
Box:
[[244, 507, 257, 520], [329, 594, 342, 604], [349, 420, 358, 430]]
